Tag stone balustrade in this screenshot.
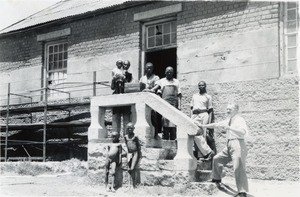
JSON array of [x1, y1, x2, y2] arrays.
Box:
[[88, 92, 202, 171]]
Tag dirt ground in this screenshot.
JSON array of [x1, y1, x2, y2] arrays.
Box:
[[0, 172, 299, 197]]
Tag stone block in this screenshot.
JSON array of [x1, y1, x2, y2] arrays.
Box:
[[159, 149, 177, 160], [140, 171, 165, 186], [88, 142, 107, 158], [195, 170, 212, 182], [157, 160, 174, 171], [161, 140, 177, 149], [139, 159, 159, 171], [145, 138, 162, 148], [197, 159, 212, 170], [141, 147, 161, 160], [140, 170, 196, 186]]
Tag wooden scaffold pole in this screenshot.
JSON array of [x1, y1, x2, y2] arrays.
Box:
[[5, 83, 10, 162]]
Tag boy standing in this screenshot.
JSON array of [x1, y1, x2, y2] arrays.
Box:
[[105, 131, 124, 192], [124, 122, 141, 189]]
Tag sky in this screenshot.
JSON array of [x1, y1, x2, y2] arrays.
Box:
[[0, 0, 296, 32], [0, 0, 61, 31]]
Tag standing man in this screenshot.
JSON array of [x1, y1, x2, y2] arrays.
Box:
[[140, 62, 160, 90], [140, 62, 161, 138], [151, 67, 181, 140], [123, 60, 133, 83], [197, 102, 249, 197], [191, 81, 215, 160]]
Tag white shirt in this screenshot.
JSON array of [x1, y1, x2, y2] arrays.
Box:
[[112, 67, 124, 79], [216, 115, 248, 140], [155, 78, 181, 95], [190, 93, 212, 110], [139, 74, 159, 89]]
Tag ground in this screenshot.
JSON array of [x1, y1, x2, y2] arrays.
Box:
[[1, 172, 299, 197]]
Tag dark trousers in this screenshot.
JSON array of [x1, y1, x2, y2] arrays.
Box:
[[162, 127, 176, 140], [151, 111, 162, 137]]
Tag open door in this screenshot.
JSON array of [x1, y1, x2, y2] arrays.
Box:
[[145, 48, 177, 78]]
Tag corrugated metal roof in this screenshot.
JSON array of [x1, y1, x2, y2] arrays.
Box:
[[0, 0, 131, 35]]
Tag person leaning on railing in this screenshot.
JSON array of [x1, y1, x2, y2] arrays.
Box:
[[140, 62, 161, 139], [196, 102, 249, 197]]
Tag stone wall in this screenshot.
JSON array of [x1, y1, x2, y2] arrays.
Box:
[[181, 76, 299, 181], [177, 1, 280, 85]]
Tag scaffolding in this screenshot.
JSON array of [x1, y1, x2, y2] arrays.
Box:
[[0, 72, 110, 162]]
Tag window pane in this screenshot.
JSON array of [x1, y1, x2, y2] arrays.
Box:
[[49, 46, 53, 54], [148, 26, 155, 37], [148, 37, 154, 48], [63, 71, 67, 78], [288, 9, 296, 20], [49, 62, 53, 71], [156, 35, 162, 46], [163, 34, 170, 45], [155, 25, 162, 35], [171, 32, 176, 43], [49, 73, 53, 80], [64, 43, 68, 51], [54, 54, 58, 62], [63, 60, 67, 68], [58, 53, 62, 60], [146, 21, 176, 49], [287, 59, 297, 71], [171, 21, 176, 32], [288, 35, 297, 47], [59, 44, 63, 52], [54, 45, 58, 53], [53, 62, 58, 70], [287, 2, 297, 9], [63, 52, 68, 60], [49, 54, 53, 62], [288, 48, 297, 59], [287, 21, 297, 33], [54, 72, 59, 81], [163, 23, 171, 34], [59, 61, 63, 69]]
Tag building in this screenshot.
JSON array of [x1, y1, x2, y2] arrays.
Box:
[[0, 0, 298, 181]]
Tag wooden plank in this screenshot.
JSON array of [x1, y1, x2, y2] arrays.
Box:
[[0, 101, 90, 116], [0, 139, 87, 145], [0, 120, 92, 131]]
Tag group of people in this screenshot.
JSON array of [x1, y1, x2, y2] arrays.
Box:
[[107, 60, 249, 197]]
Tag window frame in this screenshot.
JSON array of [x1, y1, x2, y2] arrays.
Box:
[[44, 40, 68, 99], [144, 17, 177, 52], [283, 2, 299, 74]]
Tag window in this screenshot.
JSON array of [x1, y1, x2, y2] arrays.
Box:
[[284, 2, 299, 73], [46, 42, 68, 98], [146, 21, 176, 49]]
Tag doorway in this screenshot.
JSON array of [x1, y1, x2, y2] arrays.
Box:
[[145, 48, 177, 78]]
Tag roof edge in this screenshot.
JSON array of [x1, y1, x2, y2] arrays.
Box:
[[0, 1, 150, 37]]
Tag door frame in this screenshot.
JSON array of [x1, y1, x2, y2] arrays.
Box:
[[140, 17, 177, 77]]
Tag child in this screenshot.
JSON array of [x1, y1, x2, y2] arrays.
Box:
[[124, 122, 140, 188], [105, 131, 125, 192], [111, 60, 125, 94]]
